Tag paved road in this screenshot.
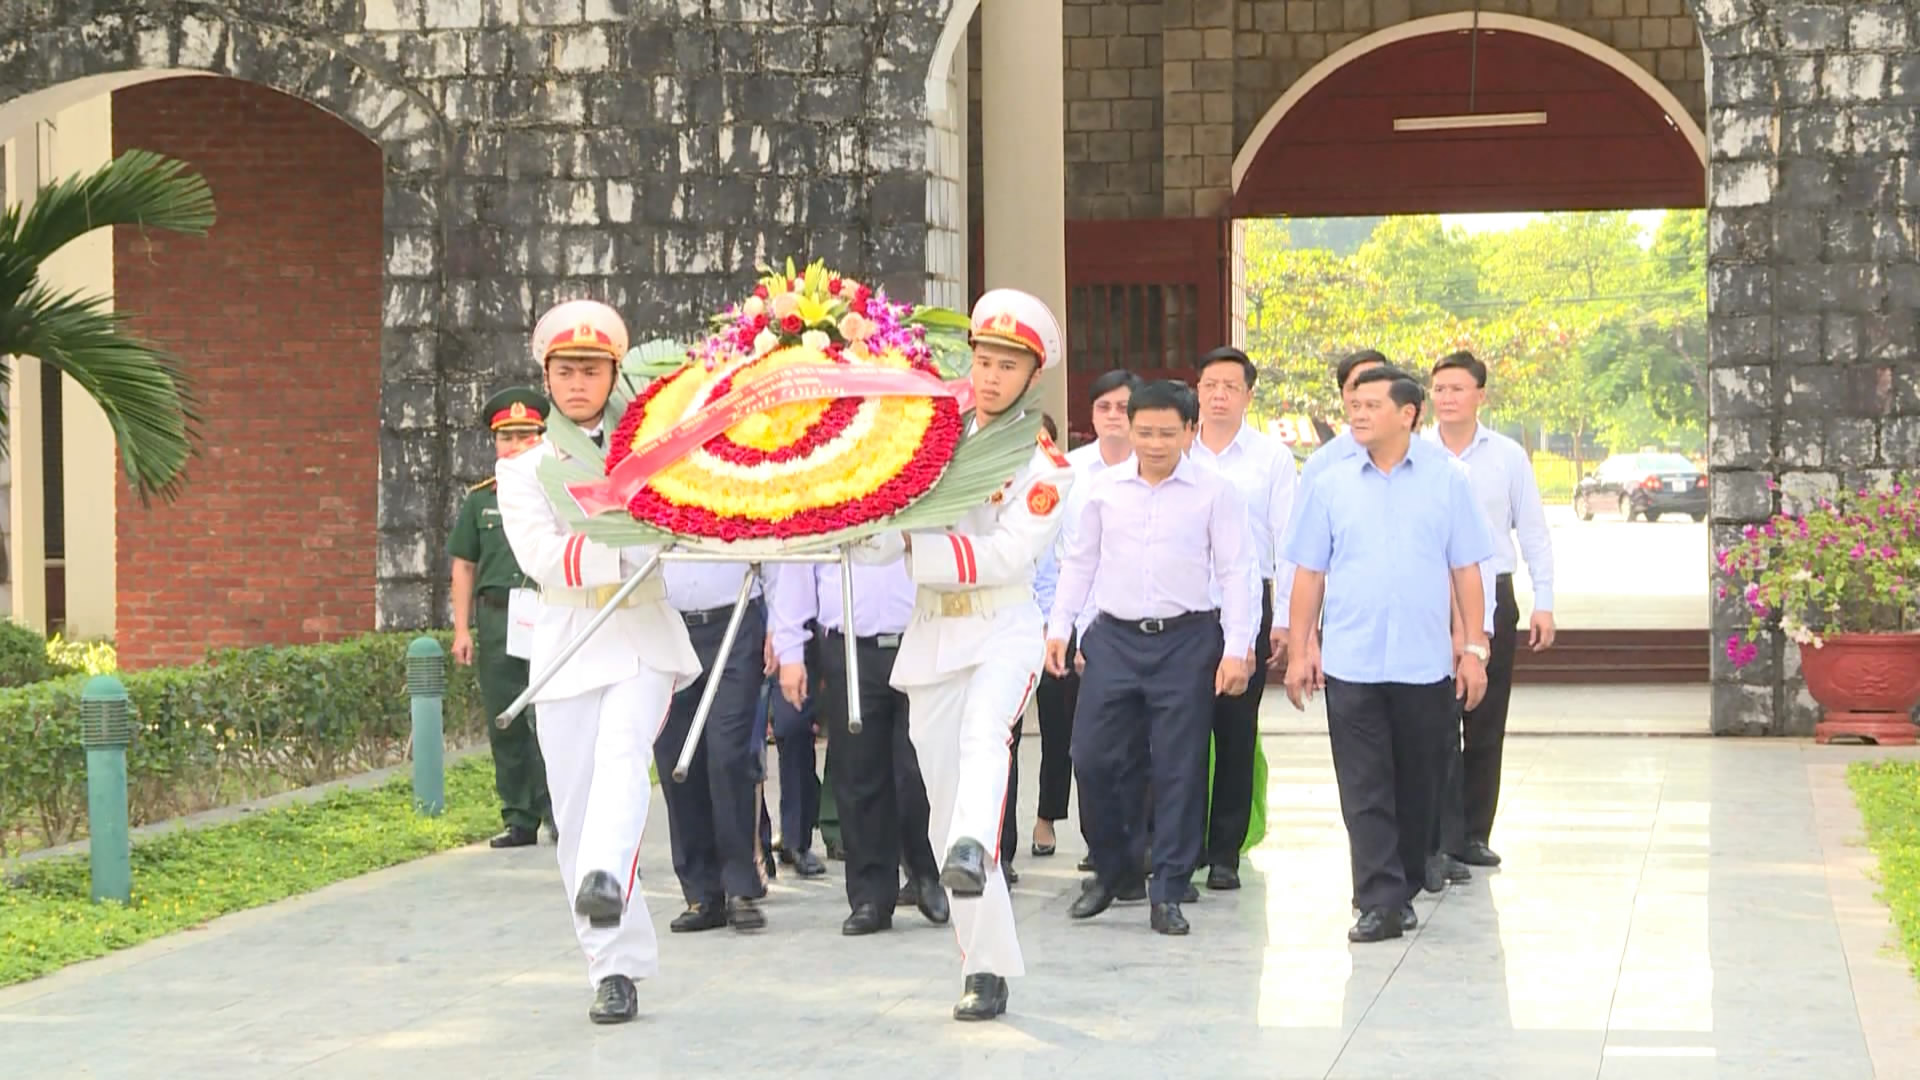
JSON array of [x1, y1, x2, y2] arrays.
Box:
[[5, 737, 1917, 1079], [1516, 505, 1708, 630]]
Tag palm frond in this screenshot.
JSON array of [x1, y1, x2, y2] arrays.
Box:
[[2, 285, 200, 502], [612, 338, 688, 413], [1, 150, 215, 262]]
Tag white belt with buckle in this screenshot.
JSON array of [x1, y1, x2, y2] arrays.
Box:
[[914, 584, 1032, 621], [541, 576, 666, 609]]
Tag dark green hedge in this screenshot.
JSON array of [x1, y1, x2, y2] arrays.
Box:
[[0, 622, 76, 689], [0, 632, 482, 856]]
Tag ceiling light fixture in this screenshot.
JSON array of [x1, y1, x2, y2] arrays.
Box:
[[1392, 111, 1549, 132]]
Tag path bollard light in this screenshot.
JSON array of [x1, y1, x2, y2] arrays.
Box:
[[79, 674, 133, 905], [406, 636, 447, 817]]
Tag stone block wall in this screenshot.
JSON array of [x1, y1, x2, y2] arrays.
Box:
[[0, 0, 951, 634], [1699, 0, 1920, 734], [1048, 0, 1707, 221]]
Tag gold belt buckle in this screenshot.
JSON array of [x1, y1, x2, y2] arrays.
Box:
[[939, 592, 974, 618], [588, 584, 621, 608]]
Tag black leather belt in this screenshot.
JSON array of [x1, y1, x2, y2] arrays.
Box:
[[1098, 609, 1219, 635], [822, 626, 903, 650], [681, 604, 736, 628]]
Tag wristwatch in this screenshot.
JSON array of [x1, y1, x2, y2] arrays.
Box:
[[1463, 643, 1490, 663]]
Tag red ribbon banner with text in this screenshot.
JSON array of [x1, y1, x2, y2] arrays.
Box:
[[567, 363, 962, 518]]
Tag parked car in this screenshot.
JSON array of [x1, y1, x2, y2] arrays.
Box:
[[1573, 452, 1707, 522]]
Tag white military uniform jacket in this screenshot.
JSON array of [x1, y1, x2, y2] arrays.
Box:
[[890, 427, 1075, 688], [495, 439, 702, 703]]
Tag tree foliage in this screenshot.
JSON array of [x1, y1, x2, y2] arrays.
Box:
[[1242, 209, 1707, 458], [0, 150, 213, 502]]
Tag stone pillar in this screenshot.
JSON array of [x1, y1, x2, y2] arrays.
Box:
[[926, 28, 969, 312], [1162, 0, 1237, 217], [46, 93, 117, 640], [981, 0, 1068, 424], [1699, 0, 1920, 734], [4, 123, 47, 632]]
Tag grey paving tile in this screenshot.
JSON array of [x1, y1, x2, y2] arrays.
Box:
[[1, 735, 1906, 1080]]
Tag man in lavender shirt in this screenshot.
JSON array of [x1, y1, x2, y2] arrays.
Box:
[[1046, 380, 1257, 936], [770, 557, 948, 935]]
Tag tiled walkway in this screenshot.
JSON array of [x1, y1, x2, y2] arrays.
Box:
[[3, 736, 1917, 1079]]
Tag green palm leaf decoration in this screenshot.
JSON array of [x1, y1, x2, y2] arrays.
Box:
[[0, 149, 213, 502]]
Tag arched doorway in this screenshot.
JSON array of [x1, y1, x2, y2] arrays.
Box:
[[1232, 13, 1705, 217], [0, 10, 441, 665], [1230, 15, 1710, 687]]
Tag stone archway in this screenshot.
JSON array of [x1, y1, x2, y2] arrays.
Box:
[[1229, 13, 1708, 215], [0, 8, 452, 651]]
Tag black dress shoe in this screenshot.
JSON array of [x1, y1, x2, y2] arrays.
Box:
[[1181, 882, 1200, 904], [573, 870, 625, 928], [728, 896, 765, 931], [588, 974, 637, 1024], [842, 903, 892, 936], [915, 877, 950, 925], [939, 838, 988, 897], [761, 848, 778, 881], [1151, 902, 1190, 935], [952, 973, 1008, 1022], [1400, 902, 1418, 930], [1076, 854, 1095, 872], [1031, 838, 1056, 857], [1444, 856, 1472, 884], [489, 825, 538, 849], [1005, 865, 1020, 886], [1069, 878, 1120, 919], [792, 849, 827, 877], [670, 901, 727, 933], [1206, 865, 1240, 890], [1456, 840, 1502, 867], [1422, 853, 1448, 894], [1348, 908, 1404, 943]]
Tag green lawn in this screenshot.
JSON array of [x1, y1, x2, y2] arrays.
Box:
[[0, 755, 502, 987], [1848, 760, 1920, 979]]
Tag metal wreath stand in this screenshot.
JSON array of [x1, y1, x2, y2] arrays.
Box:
[[493, 543, 866, 782]]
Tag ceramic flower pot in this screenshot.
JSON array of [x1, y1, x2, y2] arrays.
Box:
[[1799, 633, 1920, 745]]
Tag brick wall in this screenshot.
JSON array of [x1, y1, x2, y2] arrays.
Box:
[[111, 77, 383, 669]]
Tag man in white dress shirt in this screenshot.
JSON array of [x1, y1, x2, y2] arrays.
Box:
[[1425, 351, 1557, 869], [654, 561, 769, 933], [1188, 347, 1298, 890], [1047, 380, 1256, 936], [495, 299, 702, 1024], [771, 557, 947, 934], [1043, 370, 1141, 873]]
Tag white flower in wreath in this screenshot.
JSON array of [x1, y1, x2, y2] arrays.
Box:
[[754, 329, 780, 356], [801, 329, 831, 352], [743, 295, 766, 319]]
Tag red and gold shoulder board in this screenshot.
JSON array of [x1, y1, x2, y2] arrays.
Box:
[[1037, 430, 1069, 469], [1027, 482, 1061, 516]]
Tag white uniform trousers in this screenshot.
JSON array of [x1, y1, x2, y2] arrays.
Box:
[[535, 666, 675, 988], [905, 654, 1040, 980]]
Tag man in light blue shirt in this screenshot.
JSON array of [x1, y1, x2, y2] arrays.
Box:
[[1282, 367, 1493, 945]]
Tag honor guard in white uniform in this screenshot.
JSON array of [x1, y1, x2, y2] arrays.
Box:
[[494, 299, 702, 1025], [880, 288, 1074, 1023]]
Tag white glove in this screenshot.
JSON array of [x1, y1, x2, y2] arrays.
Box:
[[847, 532, 907, 565]]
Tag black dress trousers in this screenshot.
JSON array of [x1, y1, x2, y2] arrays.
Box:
[[654, 600, 768, 905], [1323, 675, 1455, 914]]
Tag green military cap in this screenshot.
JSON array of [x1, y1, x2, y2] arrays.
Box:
[[482, 386, 550, 432]]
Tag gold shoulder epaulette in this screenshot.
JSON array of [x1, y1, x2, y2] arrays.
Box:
[[468, 477, 498, 492], [1036, 430, 1070, 469]]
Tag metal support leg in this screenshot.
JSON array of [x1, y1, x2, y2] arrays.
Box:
[[839, 544, 864, 735], [495, 548, 669, 728], [673, 565, 762, 782]]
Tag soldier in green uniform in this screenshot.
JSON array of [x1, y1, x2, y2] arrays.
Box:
[[450, 387, 555, 849]]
